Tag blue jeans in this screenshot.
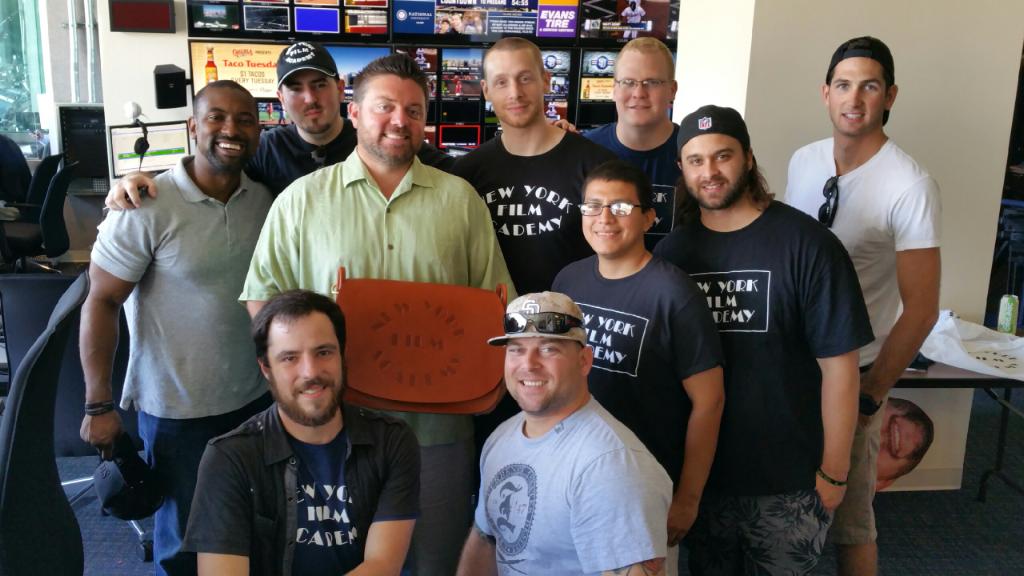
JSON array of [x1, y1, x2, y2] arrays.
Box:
[[138, 394, 271, 576]]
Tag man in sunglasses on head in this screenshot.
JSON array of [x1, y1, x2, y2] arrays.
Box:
[[552, 159, 724, 574], [457, 291, 672, 576], [654, 105, 873, 576], [784, 36, 941, 576]]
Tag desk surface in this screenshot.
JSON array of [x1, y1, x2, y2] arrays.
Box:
[[897, 362, 1024, 389]]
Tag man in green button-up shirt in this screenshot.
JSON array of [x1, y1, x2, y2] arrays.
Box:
[[241, 53, 513, 576]]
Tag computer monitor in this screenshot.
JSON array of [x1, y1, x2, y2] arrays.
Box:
[[54, 103, 109, 181], [109, 121, 191, 178]]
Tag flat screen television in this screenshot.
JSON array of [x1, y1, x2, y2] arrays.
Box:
[[323, 45, 393, 103], [109, 121, 191, 178], [392, 0, 582, 46], [187, 0, 387, 42], [578, 0, 678, 47]]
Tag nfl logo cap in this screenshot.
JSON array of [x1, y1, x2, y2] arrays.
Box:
[[677, 104, 751, 154]]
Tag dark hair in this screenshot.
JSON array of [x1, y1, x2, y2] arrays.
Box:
[[193, 80, 254, 114], [886, 397, 935, 479], [825, 36, 895, 125], [673, 154, 774, 226], [583, 159, 653, 209], [252, 290, 347, 364], [353, 53, 429, 104]]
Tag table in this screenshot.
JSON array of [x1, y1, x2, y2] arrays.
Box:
[[895, 363, 1023, 500]]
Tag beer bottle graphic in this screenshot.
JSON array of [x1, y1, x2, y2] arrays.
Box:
[[205, 46, 218, 84], [582, 81, 590, 100]]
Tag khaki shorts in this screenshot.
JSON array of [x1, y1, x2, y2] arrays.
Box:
[[828, 392, 887, 545]]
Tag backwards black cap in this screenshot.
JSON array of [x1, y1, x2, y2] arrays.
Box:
[[677, 105, 751, 154], [826, 36, 895, 125], [93, 431, 163, 520]]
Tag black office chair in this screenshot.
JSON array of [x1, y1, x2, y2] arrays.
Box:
[[0, 273, 151, 562], [0, 273, 88, 576], [12, 153, 63, 222], [0, 160, 77, 273]]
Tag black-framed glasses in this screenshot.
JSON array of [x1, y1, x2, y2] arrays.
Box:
[[818, 176, 839, 227], [504, 312, 583, 335], [579, 201, 646, 217]]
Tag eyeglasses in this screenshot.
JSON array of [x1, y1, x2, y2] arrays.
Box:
[[613, 78, 670, 90], [504, 312, 583, 335], [579, 201, 646, 217], [818, 176, 839, 228]]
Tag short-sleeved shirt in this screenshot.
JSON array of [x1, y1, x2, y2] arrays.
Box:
[[453, 132, 617, 294], [553, 255, 722, 484], [475, 398, 671, 575], [583, 123, 681, 247], [654, 201, 874, 496], [241, 151, 514, 445], [183, 404, 420, 576], [785, 138, 941, 365], [248, 121, 456, 196], [91, 157, 271, 419]]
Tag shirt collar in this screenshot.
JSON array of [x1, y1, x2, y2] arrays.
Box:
[[170, 156, 254, 204], [339, 149, 435, 199], [262, 402, 377, 465]]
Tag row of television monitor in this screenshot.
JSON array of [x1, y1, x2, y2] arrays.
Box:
[[62, 43, 628, 182], [187, 0, 679, 47], [191, 41, 627, 150]]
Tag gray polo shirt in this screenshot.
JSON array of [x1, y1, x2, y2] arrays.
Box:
[[92, 157, 272, 419]]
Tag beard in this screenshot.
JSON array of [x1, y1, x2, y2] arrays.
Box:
[[270, 371, 345, 428], [361, 128, 419, 168], [685, 168, 749, 211], [202, 137, 252, 173]]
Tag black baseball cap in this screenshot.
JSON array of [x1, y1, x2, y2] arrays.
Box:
[[277, 42, 339, 88], [826, 36, 895, 125], [93, 431, 163, 520], [677, 105, 751, 154]]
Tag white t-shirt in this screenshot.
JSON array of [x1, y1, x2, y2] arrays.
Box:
[[785, 138, 941, 365]]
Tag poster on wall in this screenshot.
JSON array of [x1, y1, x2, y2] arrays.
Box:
[[189, 41, 287, 99]]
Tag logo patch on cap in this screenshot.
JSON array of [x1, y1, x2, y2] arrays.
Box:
[[698, 117, 712, 130], [521, 299, 540, 313], [284, 42, 316, 65]]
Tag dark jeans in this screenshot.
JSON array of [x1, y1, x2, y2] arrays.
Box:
[[138, 393, 271, 576]]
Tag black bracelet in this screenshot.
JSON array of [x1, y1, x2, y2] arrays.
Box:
[[816, 467, 848, 487], [85, 400, 116, 416]]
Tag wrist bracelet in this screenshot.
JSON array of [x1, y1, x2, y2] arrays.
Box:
[[85, 400, 116, 416], [816, 467, 848, 487]]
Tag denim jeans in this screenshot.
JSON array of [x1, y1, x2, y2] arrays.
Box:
[[137, 394, 271, 576]]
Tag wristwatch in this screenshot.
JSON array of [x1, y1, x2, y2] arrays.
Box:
[[859, 393, 883, 416]]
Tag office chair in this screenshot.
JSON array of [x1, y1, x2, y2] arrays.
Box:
[[0, 160, 77, 273], [11, 153, 63, 222], [0, 273, 88, 575], [0, 273, 151, 562]]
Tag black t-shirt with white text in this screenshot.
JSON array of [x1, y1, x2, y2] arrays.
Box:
[[553, 255, 722, 484], [453, 132, 617, 294], [288, 430, 361, 575], [654, 201, 873, 496]]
